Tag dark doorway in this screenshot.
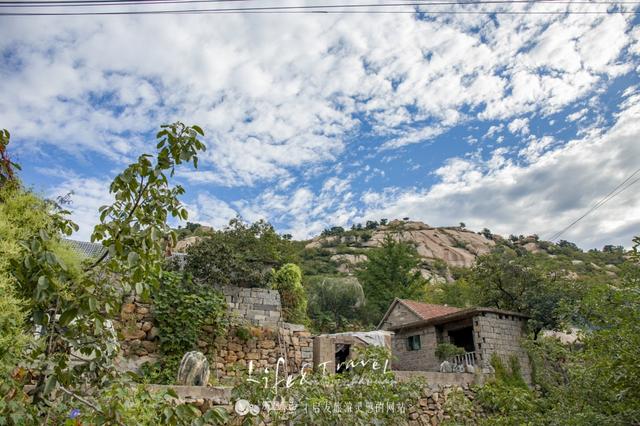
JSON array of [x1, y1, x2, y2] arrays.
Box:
[[448, 327, 474, 352], [335, 344, 350, 373]]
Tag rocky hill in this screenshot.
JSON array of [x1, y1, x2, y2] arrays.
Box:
[[301, 220, 504, 283], [173, 219, 626, 285], [299, 219, 626, 284]]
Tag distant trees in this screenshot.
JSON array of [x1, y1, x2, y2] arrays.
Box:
[[185, 218, 297, 288], [602, 244, 624, 253], [365, 220, 379, 230], [480, 228, 493, 240], [321, 226, 345, 236], [356, 234, 426, 324]]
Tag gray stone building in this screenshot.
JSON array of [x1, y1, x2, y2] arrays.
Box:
[[379, 299, 531, 382]]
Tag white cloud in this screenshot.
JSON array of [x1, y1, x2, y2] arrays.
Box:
[[49, 176, 113, 241], [357, 97, 640, 249], [508, 118, 530, 135], [566, 108, 588, 122], [1, 8, 636, 187]]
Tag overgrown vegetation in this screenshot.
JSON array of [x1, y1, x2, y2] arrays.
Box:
[[0, 124, 227, 424], [435, 343, 465, 361], [140, 272, 228, 384], [270, 263, 308, 324], [306, 275, 365, 332], [184, 218, 297, 288]]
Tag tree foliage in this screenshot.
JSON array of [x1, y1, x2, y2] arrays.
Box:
[[0, 128, 20, 187], [460, 248, 583, 337], [270, 263, 308, 324], [0, 123, 227, 424], [306, 275, 365, 332], [185, 218, 296, 288], [356, 234, 426, 324]]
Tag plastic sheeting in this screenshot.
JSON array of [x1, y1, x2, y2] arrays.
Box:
[[319, 330, 393, 347]]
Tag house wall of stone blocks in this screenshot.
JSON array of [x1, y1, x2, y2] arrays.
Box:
[[390, 312, 530, 381], [380, 302, 420, 329], [391, 325, 441, 371], [472, 312, 531, 383]]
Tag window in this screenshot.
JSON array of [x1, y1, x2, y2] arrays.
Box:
[[407, 335, 421, 351]]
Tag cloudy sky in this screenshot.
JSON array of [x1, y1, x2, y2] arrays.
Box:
[[1, 1, 639, 249]]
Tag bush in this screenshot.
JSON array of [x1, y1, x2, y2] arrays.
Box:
[[270, 264, 308, 324], [147, 272, 227, 384], [185, 218, 296, 288], [435, 343, 465, 361]]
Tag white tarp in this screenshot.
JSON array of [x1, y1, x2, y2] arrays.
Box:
[[319, 330, 393, 347]]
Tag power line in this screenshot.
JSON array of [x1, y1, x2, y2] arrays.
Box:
[[548, 167, 640, 242], [0, 2, 635, 15]]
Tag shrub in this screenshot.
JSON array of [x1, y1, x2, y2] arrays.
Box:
[[270, 263, 308, 324], [435, 343, 465, 361], [144, 271, 227, 384]]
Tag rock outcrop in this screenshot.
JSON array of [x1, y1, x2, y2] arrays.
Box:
[[305, 221, 497, 281]]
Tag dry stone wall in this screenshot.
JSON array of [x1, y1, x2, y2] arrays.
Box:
[[114, 287, 313, 379]]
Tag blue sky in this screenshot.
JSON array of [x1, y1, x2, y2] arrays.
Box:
[[1, 3, 640, 249]]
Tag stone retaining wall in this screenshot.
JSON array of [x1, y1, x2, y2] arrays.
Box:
[[114, 288, 312, 380], [160, 382, 483, 425], [209, 323, 313, 381]]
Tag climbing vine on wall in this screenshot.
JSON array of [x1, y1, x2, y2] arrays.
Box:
[[142, 271, 227, 384]]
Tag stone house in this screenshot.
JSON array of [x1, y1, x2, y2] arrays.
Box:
[[378, 299, 531, 382]]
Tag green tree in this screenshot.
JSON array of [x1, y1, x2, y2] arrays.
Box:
[[306, 276, 365, 332], [270, 263, 307, 324], [185, 218, 296, 288], [465, 248, 580, 338], [357, 234, 426, 324], [1, 124, 227, 424]]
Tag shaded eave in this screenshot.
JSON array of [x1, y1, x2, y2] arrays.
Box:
[[386, 307, 529, 332]]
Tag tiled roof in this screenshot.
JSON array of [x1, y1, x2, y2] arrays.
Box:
[[399, 299, 461, 321], [64, 239, 107, 259]]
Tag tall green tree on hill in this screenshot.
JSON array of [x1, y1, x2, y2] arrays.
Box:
[[357, 234, 426, 324]]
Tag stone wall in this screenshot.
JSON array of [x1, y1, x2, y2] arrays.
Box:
[[392, 325, 440, 371], [210, 323, 313, 381], [167, 382, 484, 426], [117, 295, 158, 359], [406, 383, 484, 425], [221, 286, 281, 327], [114, 288, 313, 380], [473, 312, 531, 383]]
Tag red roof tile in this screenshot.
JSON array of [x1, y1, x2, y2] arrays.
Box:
[[399, 299, 461, 320]]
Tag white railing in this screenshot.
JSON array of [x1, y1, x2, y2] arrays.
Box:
[[451, 351, 476, 367]]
